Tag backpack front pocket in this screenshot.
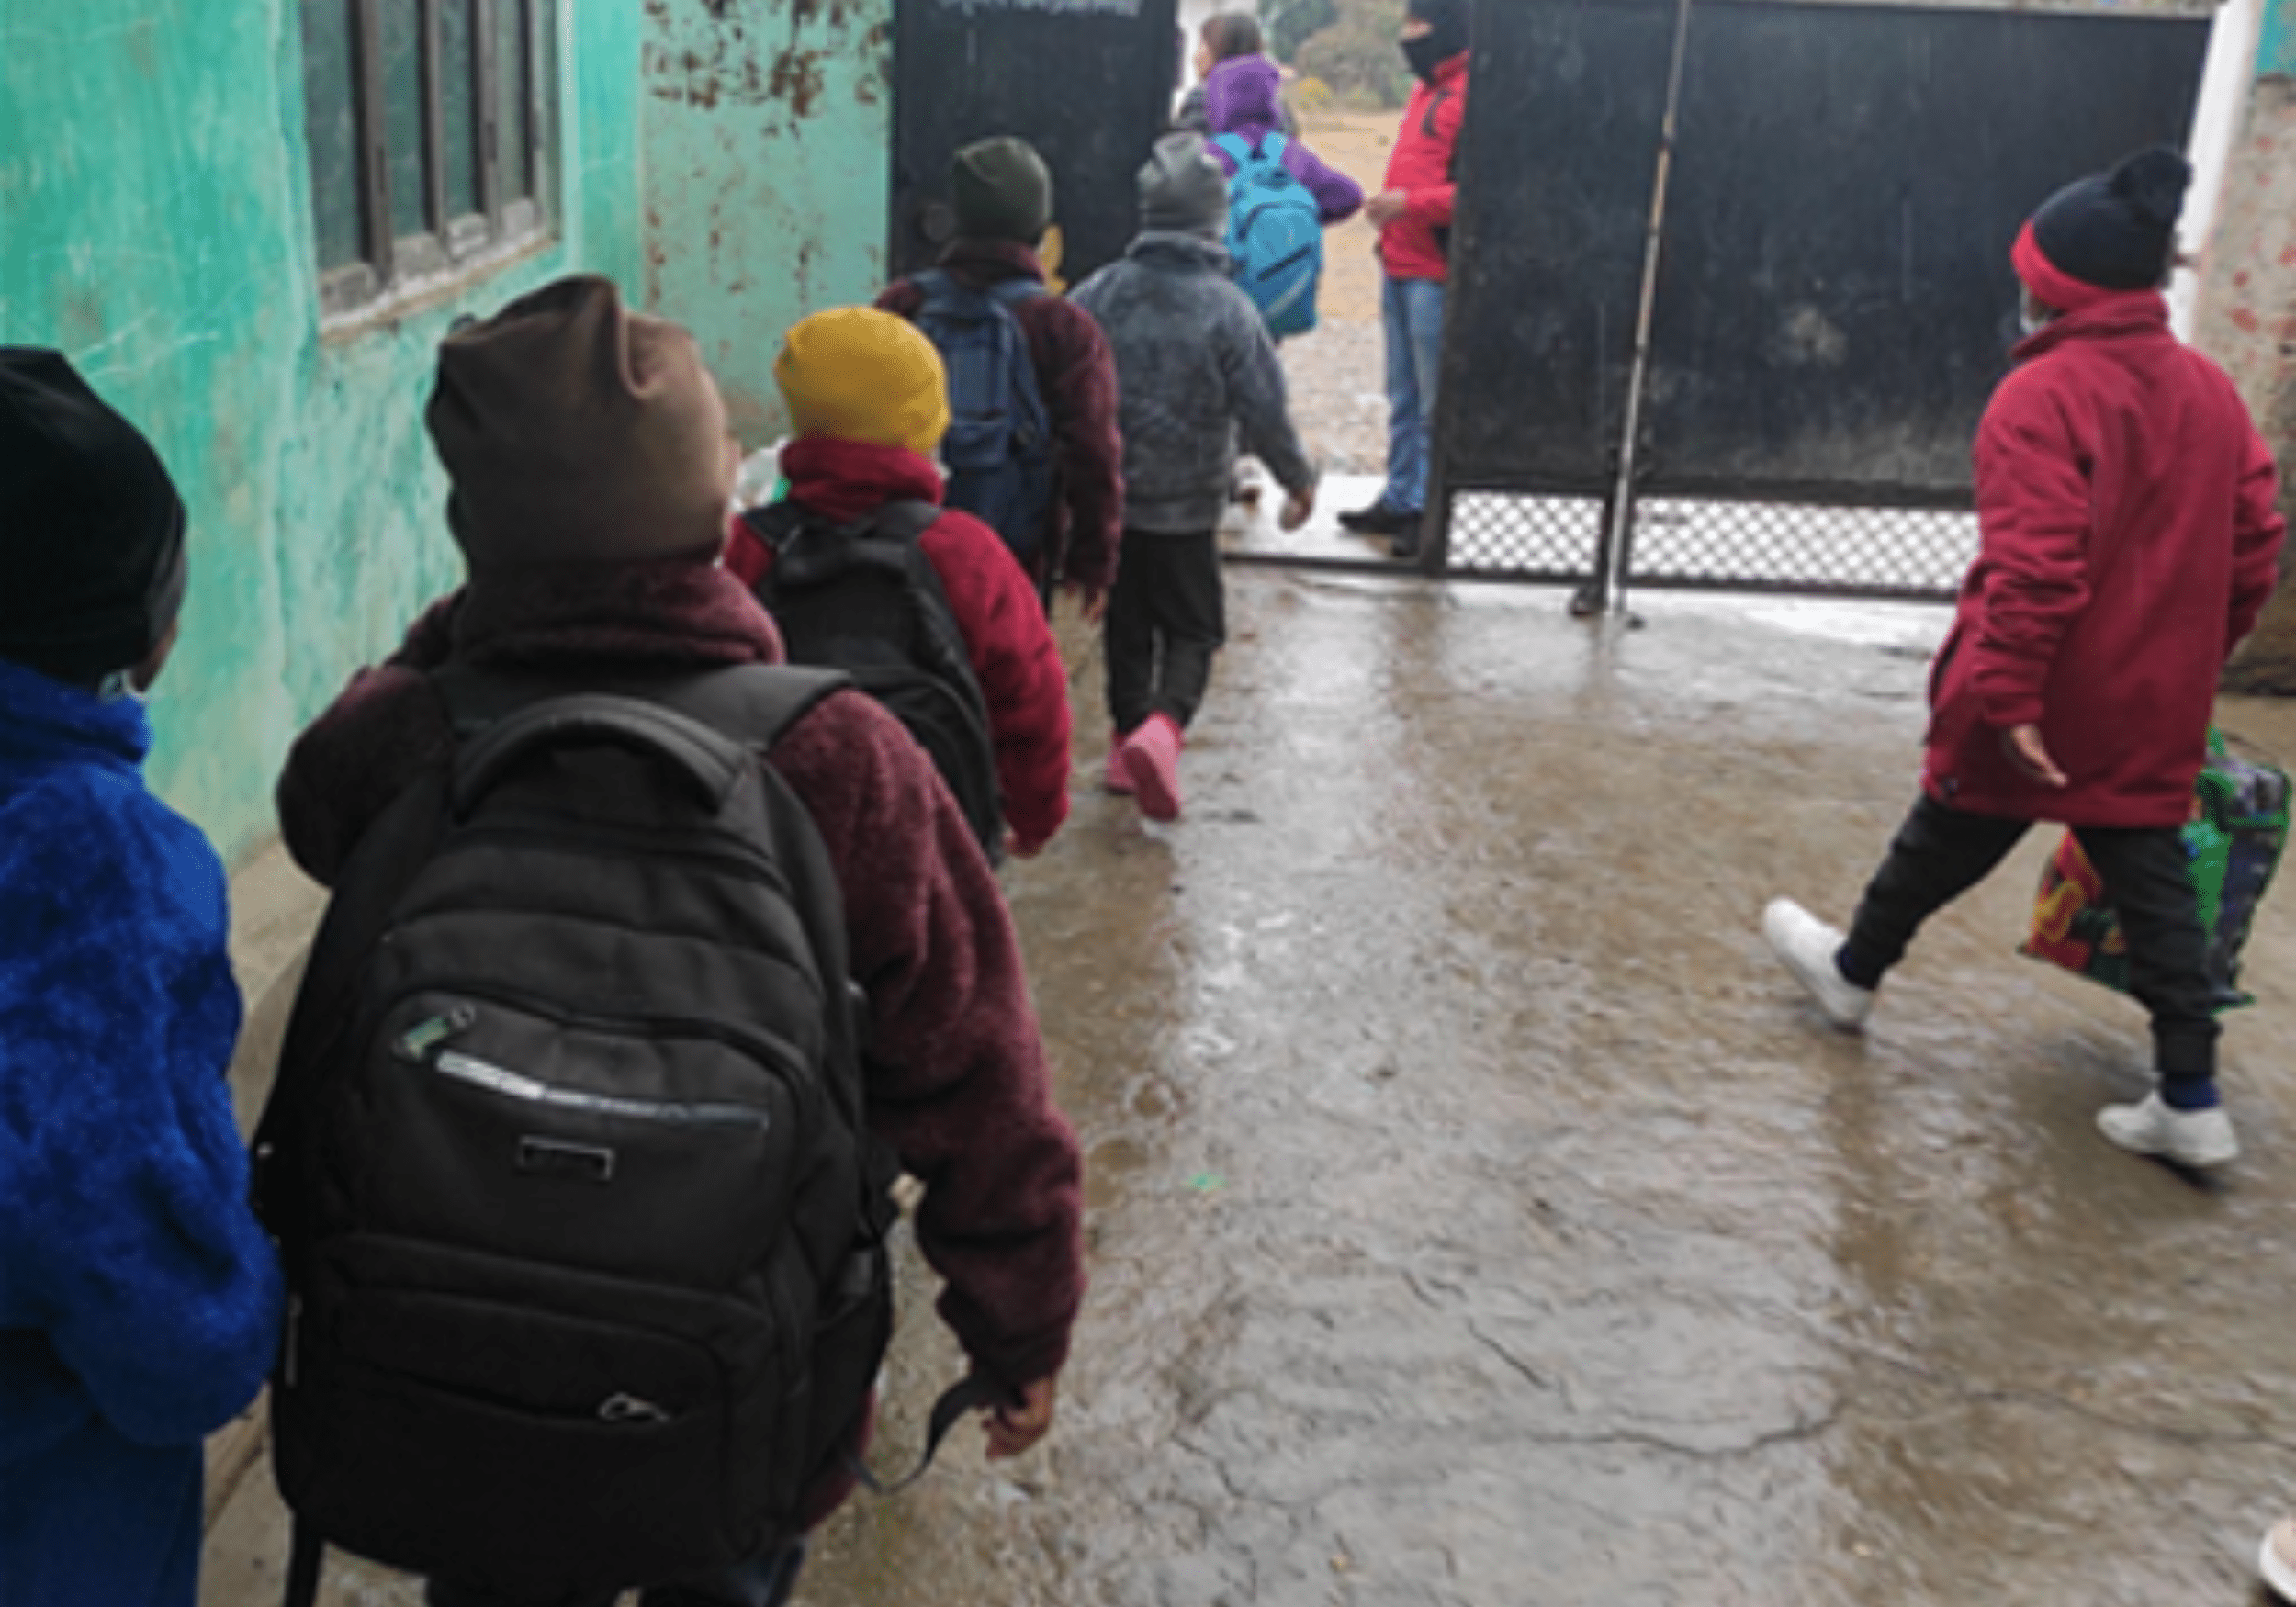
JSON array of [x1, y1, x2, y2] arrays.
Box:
[[278, 1233, 791, 1599]]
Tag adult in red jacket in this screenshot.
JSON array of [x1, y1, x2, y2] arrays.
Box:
[[1338, 0, 1469, 560], [1765, 149, 2285, 1173], [727, 307, 1074, 858], [878, 138, 1125, 617], [275, 278, 1085, 1607]]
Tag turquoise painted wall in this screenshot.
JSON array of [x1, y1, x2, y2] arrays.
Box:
[[639, 0, 894, 444], [0, 0, 647, 864], [2263, 0, 2296, 75]]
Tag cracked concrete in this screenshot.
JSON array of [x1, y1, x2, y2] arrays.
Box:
[[200, 579, 2296, 1604]]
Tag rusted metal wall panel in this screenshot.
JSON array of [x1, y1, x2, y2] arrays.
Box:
[[641, 0, 895, 442]]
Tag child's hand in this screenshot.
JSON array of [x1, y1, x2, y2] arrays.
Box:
[[985, 1376, 1058, 1460], [1280, 485, 1316, 532], [1063, 580, 1109, 626], [1366, 189, 1410, 230]]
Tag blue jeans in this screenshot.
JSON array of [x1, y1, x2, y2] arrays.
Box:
[[1379, 275, 1447, 515]]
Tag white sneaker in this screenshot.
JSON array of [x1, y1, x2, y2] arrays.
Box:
[[2261, 1515, 2296, 1602], [2096, 1093, 2240, 1170], [1762, 898, 1874, 1031]]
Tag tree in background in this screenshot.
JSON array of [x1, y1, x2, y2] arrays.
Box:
[[1266, 0, 1335, 61], [1289, 0, 1411, 108]]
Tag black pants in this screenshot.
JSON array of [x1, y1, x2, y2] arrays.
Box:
[[1106, 527, 1225, 736], [1843, 795, 2218, 1089]]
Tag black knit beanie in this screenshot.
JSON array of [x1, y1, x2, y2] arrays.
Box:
[[951, 137, 1054, 245], [1407, 0, 1473, 62], [2027, 146, 2189, 297], [0, 349, 187, 685]]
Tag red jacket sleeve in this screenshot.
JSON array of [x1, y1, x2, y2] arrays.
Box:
[[923, 513, 1074, 853], [2229, 423, 2288, 652], [771, 692, 1085, 1389], [275, 595, 466, 886], [1402, 88, 1467, 229], [1967, 376, 2093, 730], [1035, 300, 1127, 594]]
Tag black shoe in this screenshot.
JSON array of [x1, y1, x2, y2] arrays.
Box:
[[1390, 533, 1424, 561], [1338, 501, 1414, 537]]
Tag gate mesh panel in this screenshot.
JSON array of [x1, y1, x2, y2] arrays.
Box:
[[1444, 492, 1605, 579], [1627, 499, 1977, 599]]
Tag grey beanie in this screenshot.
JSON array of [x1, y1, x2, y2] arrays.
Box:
[[1139, 133, 1230, 238]]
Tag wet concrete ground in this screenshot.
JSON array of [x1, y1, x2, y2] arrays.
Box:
[[205, 568, 2296, 1606], [199, 107, 2296, 1607]]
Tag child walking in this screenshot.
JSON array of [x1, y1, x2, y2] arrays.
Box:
[[0, 349, 283, 1607], [1763, 150, 2285, 1170], [1201, 52, 1364, 229], [1072, 134, 1319, 822], [726, 307, 1075, 858]]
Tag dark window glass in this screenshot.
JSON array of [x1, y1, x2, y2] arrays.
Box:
[[302, 0, 363, 269], [303, 0, 554, 309], [497, 0, 532, 202], [380, 0, 429, 240], [441, 0, 480, 219]]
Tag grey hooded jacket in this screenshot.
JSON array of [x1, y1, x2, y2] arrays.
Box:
[[1071, 231, 1316, 535]]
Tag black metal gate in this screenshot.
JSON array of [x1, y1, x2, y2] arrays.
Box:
[[1428, 0, 2212, 603], [889, 0, 1180, 289]]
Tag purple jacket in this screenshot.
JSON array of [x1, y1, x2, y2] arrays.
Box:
[[1203, 57, 1365, 224]]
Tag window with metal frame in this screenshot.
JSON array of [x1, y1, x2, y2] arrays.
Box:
[[302, 0, 559, 321]]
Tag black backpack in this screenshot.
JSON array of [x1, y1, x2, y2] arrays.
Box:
[[743, 499, 1005, 859], [254, 668, 901, 1605]]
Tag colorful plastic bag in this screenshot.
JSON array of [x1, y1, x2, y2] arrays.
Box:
[[2020, 733, 2290, 1009]]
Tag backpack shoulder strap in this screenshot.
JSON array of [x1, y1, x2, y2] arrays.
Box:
[[1261, 133, 1289, 161], [1423, 88, 1453, 141], [638, 665, 852, 753], [983, 276, 1043, 311], [740, 498, 816, 555], [430, 662, 849, 753], [866, 500, 946, 544], [1212, 131, 1254, 168]]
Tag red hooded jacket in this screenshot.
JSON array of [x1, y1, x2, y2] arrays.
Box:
[[1378, 51, 1469, 284], [726, 437, 1074, 855], [273, 559, 1086, 1528], [1924, 293, 2285, 827]]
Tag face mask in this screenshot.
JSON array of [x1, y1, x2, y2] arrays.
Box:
[[1401, 32, 1452, 83]]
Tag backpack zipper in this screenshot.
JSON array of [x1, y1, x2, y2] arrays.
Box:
[[432, 1048, 771, 1132], [388, 983, 822, 1129]]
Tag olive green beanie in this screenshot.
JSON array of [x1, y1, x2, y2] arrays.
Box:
[[951, 137, 1054, 244]]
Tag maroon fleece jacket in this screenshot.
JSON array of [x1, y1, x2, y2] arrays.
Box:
[[274, 559, 1086, 1517], [726, 437, 1074, 854], [1923, 293, 2286, 827], [878, 239, 1126, 596]]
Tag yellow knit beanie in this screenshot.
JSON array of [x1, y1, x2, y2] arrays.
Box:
[[773, 309, 951, 456]]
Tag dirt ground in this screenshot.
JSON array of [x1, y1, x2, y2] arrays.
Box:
[[1277, 111, 1399, 479]]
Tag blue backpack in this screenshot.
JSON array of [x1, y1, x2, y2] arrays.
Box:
[[911, 271, 1056, 566], [1214, 133, 1323, 340]]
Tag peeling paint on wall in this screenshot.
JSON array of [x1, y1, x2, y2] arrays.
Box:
[[641, 0, 895, 444], [0, 0, 648, 860], [2200, 0, 2296, 691]]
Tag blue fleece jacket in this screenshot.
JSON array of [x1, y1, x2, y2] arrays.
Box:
[[0, 658, 283, 1607]]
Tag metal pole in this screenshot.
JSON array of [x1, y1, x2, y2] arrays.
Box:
[[1599, 0, 1697, 619]]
